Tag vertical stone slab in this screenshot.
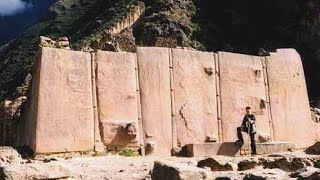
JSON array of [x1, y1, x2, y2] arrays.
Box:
[[19, 51, 42, 150], [266, 49, 315, 148], [219, 52, 271, 142], [172, 49, 218, 146], [33, 48, 94, 153], [137, 47, 172, 156], [96, 51, 140, 148]]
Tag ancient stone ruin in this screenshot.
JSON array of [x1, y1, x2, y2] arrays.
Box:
[[17, 47, 319, 156]]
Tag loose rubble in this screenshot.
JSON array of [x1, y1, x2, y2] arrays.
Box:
[[1, 148, 320, 180], [0, 147, 22, 167]]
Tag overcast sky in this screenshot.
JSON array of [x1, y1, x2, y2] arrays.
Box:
[[0, 0, 31, 16]]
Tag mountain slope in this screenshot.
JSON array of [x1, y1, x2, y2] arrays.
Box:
[[0, 1, 320, 146]]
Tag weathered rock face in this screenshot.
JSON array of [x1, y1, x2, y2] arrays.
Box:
[[172, 49, 218, 147], [96, 51, 140, 147], [218, 52, 271, 142], [137, 47, 173, 156], [151, 160, 209, 180], [266, 49, 316, 148], [20, 48, 94, 153]]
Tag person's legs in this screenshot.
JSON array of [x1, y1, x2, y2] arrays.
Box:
[[237, 127, 244, 142], [250, 132, 257, 155]]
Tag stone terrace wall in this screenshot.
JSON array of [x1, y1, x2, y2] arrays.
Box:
[[105, 2, 145, 35], [20, 47, 316, 155]]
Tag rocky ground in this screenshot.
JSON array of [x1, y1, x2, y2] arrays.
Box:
[[1, 146, 320, 180]]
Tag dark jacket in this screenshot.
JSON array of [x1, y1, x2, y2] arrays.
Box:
[[241, 114, 256, 134]]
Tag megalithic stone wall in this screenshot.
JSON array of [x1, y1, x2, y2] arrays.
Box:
[[21, 48, 94, 153], [137, 47, 173, 156], [266, 49, 315, 148], [21, 47, 316, 155], [218, 52, 272, 142], [96, 51, 141, 148], [171, 49, 219, 146]]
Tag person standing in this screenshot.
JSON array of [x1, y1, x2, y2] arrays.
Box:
[[235, 106, 257, 155]]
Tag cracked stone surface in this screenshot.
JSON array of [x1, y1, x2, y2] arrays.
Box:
[[96, 51, 140, 147], [218, 51, 271, 142], [172, 49, 218, 147]]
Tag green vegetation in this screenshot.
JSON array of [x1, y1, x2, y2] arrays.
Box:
[[119, 147, 139, 157], [0, 0, 135, 100]]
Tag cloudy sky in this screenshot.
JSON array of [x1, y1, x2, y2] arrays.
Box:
[[0, 0, 31, 16]]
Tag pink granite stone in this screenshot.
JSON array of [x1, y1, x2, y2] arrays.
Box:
[[266, 49, 316, 148], [96, 51, 140, 147], [172, 49, 219, 147], [25, 47, 94, 153], [137, 47, 172, 156], [218, 52, 271, 142]]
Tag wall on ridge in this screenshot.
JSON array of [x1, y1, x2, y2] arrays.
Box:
[[21, 47, 315, 154]]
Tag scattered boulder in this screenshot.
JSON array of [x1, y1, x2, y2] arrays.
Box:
[[39, 36, 70, 49], [0, 147, 22, 167], [0, 96, 27, 120], [81, 44, 94, 52], [151, 160, 210, 180], [290, 166, 320, 179], [261, 157, 310, 172], [238, 159, 259, 171], [306, 142, 320, 155], [171, 147, 182, 156], [205, 135, 217, 143], [197, 158, 233, 171], [40, 36, 56, 47], [257, 133, 271, 143], [1, 163, 71, 180], [243, 173, 266, 180]]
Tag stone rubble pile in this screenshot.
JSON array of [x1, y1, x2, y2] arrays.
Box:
[[1, 147, 320, 180], [151, 154, 320, 180], [40, 36, 70, 49]]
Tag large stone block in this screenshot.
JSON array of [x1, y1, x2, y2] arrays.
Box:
[[266, 49, 315, 148], [96, 51, 139, 147], [172, 49, 218, 147], [218, 52, 271, 142], [137, 47, 172, 156], [24, 47, 94, 153]]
